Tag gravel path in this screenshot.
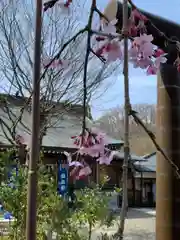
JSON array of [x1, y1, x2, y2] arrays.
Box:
[[91, 208, 155, 240]]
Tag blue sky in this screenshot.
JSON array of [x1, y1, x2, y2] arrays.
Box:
[[91, 0, 180, 119]]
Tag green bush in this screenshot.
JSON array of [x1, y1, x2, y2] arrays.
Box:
[[0, 151, 114, 240]]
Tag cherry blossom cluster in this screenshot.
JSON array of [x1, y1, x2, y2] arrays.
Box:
[[67, 127, 115, 180], [63, 151, 93, 181], [69, 162, 92, 180], [71, 128, 108, 157], [42, 5, 175, 75], [94, 10, 168, 75], [15, 130, 114, 181]]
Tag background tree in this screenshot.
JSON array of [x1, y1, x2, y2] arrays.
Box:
[[0, 0, 117, 144], [96, 104, 156, 155]]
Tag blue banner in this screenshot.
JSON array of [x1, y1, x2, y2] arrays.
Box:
[[57, 161, 68, 196]]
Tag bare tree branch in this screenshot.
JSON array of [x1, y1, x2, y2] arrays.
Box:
[[0, 0, 117, 145]]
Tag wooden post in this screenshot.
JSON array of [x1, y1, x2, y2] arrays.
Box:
[[156, 61, 180, 240], [26, 0, 42, 239]]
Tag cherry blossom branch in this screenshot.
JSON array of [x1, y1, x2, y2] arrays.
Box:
[[127, 0, 178, 46], [129, 108, 180, 179]]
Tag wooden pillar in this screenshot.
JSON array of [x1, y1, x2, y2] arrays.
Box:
[[156, 61, 180, 240]]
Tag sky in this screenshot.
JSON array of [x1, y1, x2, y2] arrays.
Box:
[[90, 0, 180, 119]]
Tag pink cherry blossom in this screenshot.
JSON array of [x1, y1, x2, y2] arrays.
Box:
[[131, 57, 153, 69], [79, 145, 103, 157], [133, 34, 153, 47], [91, 127, 108, 145], [71, 127, 109, 158], [95, 19, 121, 61], [154, 48, 165, 57], [97, 151, 114, 165], [95, 40, 123, 63], [133, 34, 154, 58], [69, 165, 81, 179], [128, 46, 138, 60], [103, 40, 123, 62], [69, 161, 83, 167], [146, 55, 167, 75], [128, 10, 147, 37], [77, 166, 92, 180], [146, 65, 157, 75], [69, 163, 92, 181]]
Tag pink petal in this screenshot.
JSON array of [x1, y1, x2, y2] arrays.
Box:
[[69, 161, 83, 167], [78, 166, 92, 177], [154, 49, 165, 57], [146, 65, 157, 75], [97, 154, 113, 165]]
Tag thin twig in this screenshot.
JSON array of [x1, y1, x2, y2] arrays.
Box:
[[10, 28, 87, 135], [41, 28, 88, 78], [129, 108, 180, 179], [8, 3, 111, 139]]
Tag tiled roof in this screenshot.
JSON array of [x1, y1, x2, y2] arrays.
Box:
[[134, 164, 155, 173], [112, 151, 146, 162], [0, 102, 123, 149], [0, 106, 83, 148], [134, 152, 156, 172]]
